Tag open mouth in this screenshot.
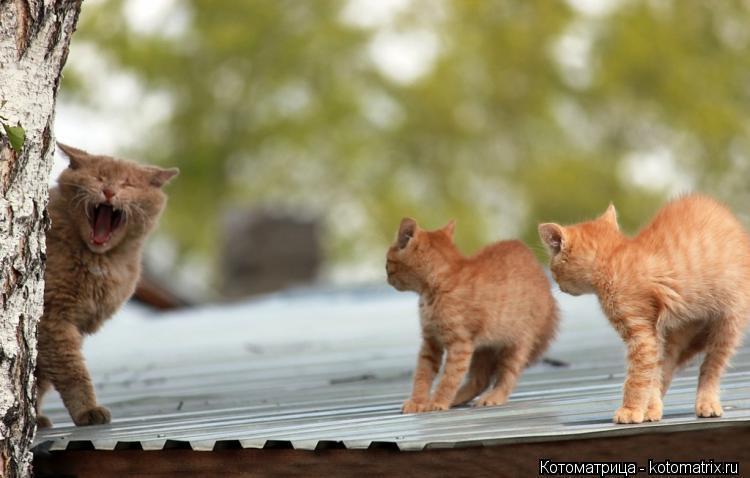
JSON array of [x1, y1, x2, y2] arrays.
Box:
[[88, 204, 124, 246]]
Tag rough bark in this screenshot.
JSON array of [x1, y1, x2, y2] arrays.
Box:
[[0, 1, 81, 476]]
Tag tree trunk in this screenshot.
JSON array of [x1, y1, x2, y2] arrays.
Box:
[[0, 1, 81, 476]]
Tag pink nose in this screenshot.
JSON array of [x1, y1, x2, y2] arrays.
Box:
[[103, 188, 115, 200]]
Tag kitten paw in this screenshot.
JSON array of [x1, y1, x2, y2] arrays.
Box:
[[424, 400, 450, 412], [401, 399, 429, 414], [696, 397, 723, 418], [36, 415, 53, 429], [645, 399, 663, 422], [74, 405, 111, 426], [613, 406, 645, 424], [474, 395, 508, 408]]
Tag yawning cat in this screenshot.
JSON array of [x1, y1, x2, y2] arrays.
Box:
[[539, 195, 750, 424], [36, 143, 178, 427], [386, 218, 559, 413]]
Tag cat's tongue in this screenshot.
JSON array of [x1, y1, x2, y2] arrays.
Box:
[[92, 205, 113, 245]]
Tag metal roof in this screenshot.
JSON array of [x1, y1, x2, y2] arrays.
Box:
[[32, 287, 750, 452]]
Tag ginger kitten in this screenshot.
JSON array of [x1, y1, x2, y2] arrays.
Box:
[[37, 144, 178, 427], [539, 195, 750, 424], [386, 218, 559, 413]]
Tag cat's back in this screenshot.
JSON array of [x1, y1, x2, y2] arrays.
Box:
[[459, 240, 557, 350], [471, 239, 546, 280], [640, 194, 749, 252], [462, 239, 552, 303], [635, 194, 750, 307], [647, 194, 736, 227]]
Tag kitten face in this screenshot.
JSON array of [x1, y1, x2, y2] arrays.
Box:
[[56, 144, 178, 254], [539, 205, 619, 296], [385, 218, 456, 292]]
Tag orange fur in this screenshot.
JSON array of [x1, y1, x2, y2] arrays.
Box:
[[539, 194, 750, 424], [386, 218, 559, 413]]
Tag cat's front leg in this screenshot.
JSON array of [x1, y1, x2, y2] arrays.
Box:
[[426, 340, 473, 411], [35, 377, 53, 428], [614, 321, 660, 424], [54, 360, 111, 426], [39, 324, 111, 426], [402, 337, 443, 414]]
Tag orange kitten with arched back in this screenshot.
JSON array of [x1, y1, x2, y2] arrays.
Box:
[[539, 194, 750, 424], [386, 218, 559, 413]]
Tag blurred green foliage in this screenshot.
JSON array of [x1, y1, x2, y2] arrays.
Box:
[[64, 0, 750, 275]]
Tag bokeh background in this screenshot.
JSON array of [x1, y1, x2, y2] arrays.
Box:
[[54, 0, 750, 301]]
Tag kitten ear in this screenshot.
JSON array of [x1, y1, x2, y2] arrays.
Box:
[[442, 220, 456, 239], [57, 142, 91, 170], [600, 203, 619, 230], [146, 167, 180, 187], [538, 223, 565, 255], [397, 217, 418, 249]]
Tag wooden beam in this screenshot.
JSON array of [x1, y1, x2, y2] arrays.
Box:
[[34, 425, 750, 478]]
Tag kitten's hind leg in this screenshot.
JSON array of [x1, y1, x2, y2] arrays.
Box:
[[645, 326, 696, 422], [475, 346, 527, 407], [648, 322, 708, 419], [674, 325, 709, 371], [39, 324, 111, 426], [695, 316, 743, 418], [658, 328, 708, 419], [452, 347, 496, 406]]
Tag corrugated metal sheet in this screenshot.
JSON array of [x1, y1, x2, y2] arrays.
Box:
[[32, 288, 750, 452]]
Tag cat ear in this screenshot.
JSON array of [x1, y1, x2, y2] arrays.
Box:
[[57, 142, 91, 170], [397, 217, 418, 249], [600, 203, 619, 230], [538, 223, 565, 255], [146, 167, 180, 187], [441, 220, 456, 239]]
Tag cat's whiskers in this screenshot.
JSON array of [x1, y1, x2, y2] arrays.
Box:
[[124, 203, 139, 223], [71, 192, 91, 217], [123, 202, 149, 227], [55, 180, 81, 187], [57, 181, 99, 196], [61, 182, 102, 218]]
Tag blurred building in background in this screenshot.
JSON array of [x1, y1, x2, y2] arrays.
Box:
[[220, 210, 321, 299], [54, 0, 750, 298]]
